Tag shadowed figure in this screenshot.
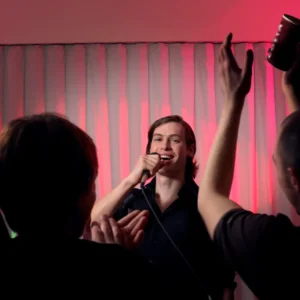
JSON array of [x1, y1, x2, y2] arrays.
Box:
[[0, 113, 165, 298]]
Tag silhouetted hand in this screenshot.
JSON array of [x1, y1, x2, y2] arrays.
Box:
[[219, 33, 253, 106], [91, 210, 149, 249]]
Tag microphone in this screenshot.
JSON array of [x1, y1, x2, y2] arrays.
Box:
[[140, 152, 160, 188]]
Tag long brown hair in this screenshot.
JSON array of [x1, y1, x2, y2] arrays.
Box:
[[146, 115, 198, 178]]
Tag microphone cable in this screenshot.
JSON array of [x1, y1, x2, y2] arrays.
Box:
[[140, 184, 211, 300]]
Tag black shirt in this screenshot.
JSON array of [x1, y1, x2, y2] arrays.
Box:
[[114, 177, 235, 299], [214, 208, 300, 299], [1, 237, 168, 298]]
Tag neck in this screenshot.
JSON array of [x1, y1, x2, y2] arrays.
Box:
[[155, 173, 185, 211]]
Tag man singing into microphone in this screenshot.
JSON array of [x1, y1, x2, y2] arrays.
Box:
[[91, 116, 235, 299]]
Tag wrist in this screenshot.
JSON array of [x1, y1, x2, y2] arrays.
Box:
[[223, 98, 244, 115], [123, 175, 138, 190]]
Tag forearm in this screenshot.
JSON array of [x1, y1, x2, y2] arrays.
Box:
[[198, 102, 242, 237], [200, 103, 243, 196], [91, 177, 136, 221]]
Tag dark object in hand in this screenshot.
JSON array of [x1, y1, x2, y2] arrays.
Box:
[[267, 14, 300, 71]]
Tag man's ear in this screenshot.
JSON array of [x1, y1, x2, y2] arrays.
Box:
[[287, 167, 300, 192], [188, 144, 195, 158]]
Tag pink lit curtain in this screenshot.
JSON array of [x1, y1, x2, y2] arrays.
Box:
[[0, 43, 292, 299]]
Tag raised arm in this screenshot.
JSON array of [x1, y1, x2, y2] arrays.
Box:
[[197, 33, 254, 238]]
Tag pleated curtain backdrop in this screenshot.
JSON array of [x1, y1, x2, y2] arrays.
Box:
[[0, 43, 293, 299]]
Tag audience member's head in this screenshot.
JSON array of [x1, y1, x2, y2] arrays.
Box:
[[0, 113, 98, 238], [275, 110, 300, 214]]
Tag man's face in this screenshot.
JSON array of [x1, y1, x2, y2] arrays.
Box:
[[274, 136, 300, 214], [149, 122, 193, 177]]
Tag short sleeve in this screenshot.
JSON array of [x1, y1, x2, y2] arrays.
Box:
[[113, 201, 127, 221], [113, 189, 140, 221], [213, 208, 300, 299]]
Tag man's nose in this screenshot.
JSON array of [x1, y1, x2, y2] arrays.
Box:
[[161, 139, 171, 149]]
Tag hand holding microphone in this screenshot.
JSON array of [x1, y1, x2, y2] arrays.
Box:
[[126, 152, 171, 188], [140, 152, 161, 187]]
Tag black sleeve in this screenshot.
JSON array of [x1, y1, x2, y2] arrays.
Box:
[[213, 208, 299, 299], [113, 190, 139, 221], [113, 201, 128, 221]]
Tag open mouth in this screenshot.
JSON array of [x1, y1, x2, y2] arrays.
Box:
[[160, 155, 173, 161]]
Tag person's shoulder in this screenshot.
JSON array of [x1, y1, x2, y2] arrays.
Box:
[[214, 208, 300, 246], [218, 208, 296, 228]]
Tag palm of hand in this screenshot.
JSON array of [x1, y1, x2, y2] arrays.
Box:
[[219, 33, 253, 101], [220, 65, 243, 97]]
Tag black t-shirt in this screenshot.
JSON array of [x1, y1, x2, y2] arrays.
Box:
[[214, 208, 300, 300], [1, 237, 168, 298], [114, 177, 235, 299]]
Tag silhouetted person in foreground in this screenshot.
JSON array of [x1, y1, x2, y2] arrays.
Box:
[[0, 113, 161, 298], [198, 33, 300, 299]]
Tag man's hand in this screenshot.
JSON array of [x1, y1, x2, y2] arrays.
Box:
[[91, 210, 149, 249], [282, 44, 300, 112], [126, 154, 171, 187], [219, 33, 253, 107]]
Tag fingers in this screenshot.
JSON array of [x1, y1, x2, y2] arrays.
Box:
[[109, 218, 123, 245], [129, 215, 148, 236], [117, 210, 149, 249], [117, 210, 141, 227], [145, 154, 160, 166], [219, 32, 240, 71], [121, 210, 149, 232], [91, 222, 105, 243], [100, 215, 114, 243], [91, 215, 123, 245], [223, 32, 232, 48], [122, 229, 131, 249], [148, 152, 160, 158], [142, 155, 161, 176], [241, 49, 254, 82], [132, 230, 145, 248]]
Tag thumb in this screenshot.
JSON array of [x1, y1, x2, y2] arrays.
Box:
[[241, 49, 254, 85]]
